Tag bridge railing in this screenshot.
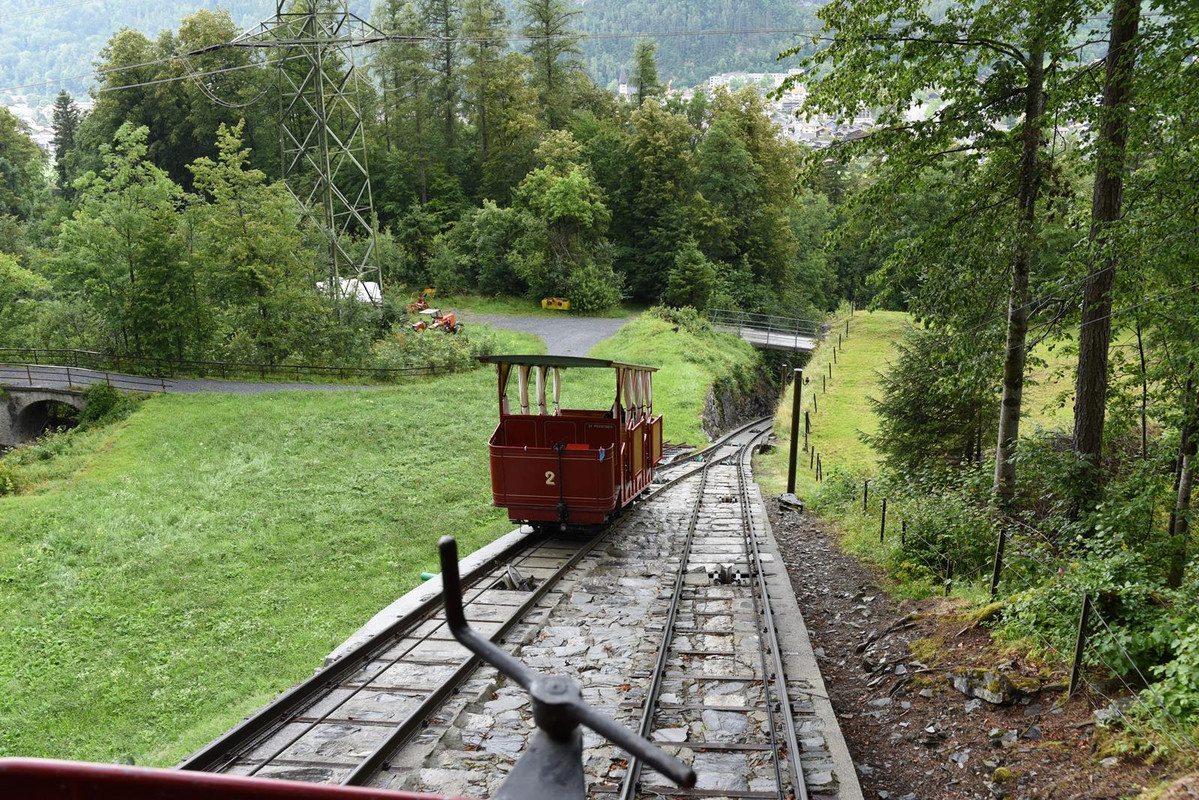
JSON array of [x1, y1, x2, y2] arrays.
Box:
[[0, 363, 170, 393], [0, 348, 438, 386], [708, 309, 823, 341]]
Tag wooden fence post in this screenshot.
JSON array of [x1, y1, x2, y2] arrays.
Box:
[[1068, 593, 1094, 698], [787, 369, 803, 494], [990, 528, 1008, 599], [880, 498, 888, 542]]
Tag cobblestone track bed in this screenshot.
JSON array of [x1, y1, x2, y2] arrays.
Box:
[[362, 427, 853, 800], [187, 418, 857, 799], [182, 421, 768, 783]]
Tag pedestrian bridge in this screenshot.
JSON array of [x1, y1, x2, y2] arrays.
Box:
[[708, 309, 822, 352], [0, 363, 169, 448]]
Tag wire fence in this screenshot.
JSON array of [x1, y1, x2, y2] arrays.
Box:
[[0, 347, 442, 386], [785, 311, 1198, 756]]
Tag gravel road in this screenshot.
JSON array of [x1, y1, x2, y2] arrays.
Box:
[[462, 313, 631, 357], [0, 315, 630, 396]]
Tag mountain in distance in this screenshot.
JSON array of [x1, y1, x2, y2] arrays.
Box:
[[571, 0, 828, 90], [0, 0, 824, 107]]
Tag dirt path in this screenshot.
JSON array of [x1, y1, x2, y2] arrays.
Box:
[[765, 499, 1169, 800], [459, 313, 631, 356]]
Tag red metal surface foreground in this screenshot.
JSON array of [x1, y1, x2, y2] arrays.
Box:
[[0, 759, 460, 800]]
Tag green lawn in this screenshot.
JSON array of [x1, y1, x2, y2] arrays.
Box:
[[0, 330, 545, 766], [0, 311, 759, 766], [757, 311, 910, 497]]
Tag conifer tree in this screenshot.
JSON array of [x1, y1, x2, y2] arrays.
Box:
[[51, 90, 81, 196], [630, 39, 662, 107], [519, 0, 582, 128]]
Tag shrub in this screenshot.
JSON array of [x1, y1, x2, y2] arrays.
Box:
[[646, 305, 713, 335], [79, 384, 143, 429], [0, 460, 16, 496], [563, 261, 623, 313]]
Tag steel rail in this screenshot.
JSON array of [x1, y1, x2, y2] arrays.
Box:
[[617, 454, 715, 800], [656, 415, 772, 474], [348, 446, 754, 787], [236, 540, 579, 780], [735, 433, 808, 800], [177, 536, 557, 773], [179, 421, 764, 778]]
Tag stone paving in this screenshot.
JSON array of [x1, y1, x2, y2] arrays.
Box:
[[199, 420, 857, 798], [368, 457, 855, 799]]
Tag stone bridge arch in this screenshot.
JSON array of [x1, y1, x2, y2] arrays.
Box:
[[0, 387, 87, 448]]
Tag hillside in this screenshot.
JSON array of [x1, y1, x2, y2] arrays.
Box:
[[576, 0, 825, 89], [0, 314, 762, 765], [0, 0, 821, 106], [0, 0, 369, 105]]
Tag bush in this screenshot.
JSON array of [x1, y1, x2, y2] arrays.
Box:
[[563, 261, 623, 314], [1146, 618, 1199, 724], [79, 384, 143, 429], [645, 305, 713, 335], [0, 460, 16, 496], [370, 325, 517, 374]]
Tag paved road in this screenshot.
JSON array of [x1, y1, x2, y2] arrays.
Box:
[[0, 364, 376, 395], [463, 313, 631, 357], [1, 316, 631, 395]]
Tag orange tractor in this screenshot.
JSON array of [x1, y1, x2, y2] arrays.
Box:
[[411, 308, 464, 333]]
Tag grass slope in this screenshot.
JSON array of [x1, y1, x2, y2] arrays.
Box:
[[0, 313, 761, 766], [0, 331, 544, 765], [757, 312, 1091, 498], [757, 311, 910, 497]]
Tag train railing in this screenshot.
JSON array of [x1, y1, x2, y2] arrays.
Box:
[[708, 308, 823, 344], [0, 348, 437, 386]]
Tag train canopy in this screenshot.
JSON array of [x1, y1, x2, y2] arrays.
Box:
[[478, 355, 658, 418]]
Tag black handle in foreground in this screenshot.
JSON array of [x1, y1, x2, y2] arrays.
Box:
[[438, 536, 697, 791]]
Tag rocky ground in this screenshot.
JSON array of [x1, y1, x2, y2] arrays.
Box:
[[766, 498, 1180, 800]]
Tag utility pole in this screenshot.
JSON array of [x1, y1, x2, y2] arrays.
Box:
[[234, 1, 383, 309]]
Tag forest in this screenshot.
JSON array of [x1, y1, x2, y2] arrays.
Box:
[[1, 0, 1198, 760], [0, 0, 842, 369], [0, 0, 821, 105]]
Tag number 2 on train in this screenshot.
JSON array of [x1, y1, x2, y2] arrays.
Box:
[[545, 471, 556, 486]]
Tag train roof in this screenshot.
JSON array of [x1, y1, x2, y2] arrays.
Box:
[[477, 355, 658, 372]]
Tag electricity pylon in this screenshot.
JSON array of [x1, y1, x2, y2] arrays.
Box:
[[234, 1, 382, 305]]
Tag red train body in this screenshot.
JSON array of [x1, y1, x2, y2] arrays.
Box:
[[479, 356, 664, 527]]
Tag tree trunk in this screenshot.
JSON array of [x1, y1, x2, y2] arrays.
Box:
[[1168, 378, 1195, 587], [1169, 419, 1196, 588], [993, 35, 1046, 505], [1136, 316, 1148, 459], [1072, 0, 1142, 503]]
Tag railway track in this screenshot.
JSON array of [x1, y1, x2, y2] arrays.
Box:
[[182, 418, 856, 798]]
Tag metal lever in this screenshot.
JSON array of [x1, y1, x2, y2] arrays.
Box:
[[438, 537, 697, 793]]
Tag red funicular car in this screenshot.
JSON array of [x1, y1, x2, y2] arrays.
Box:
[[479, 355, 664, 528]]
